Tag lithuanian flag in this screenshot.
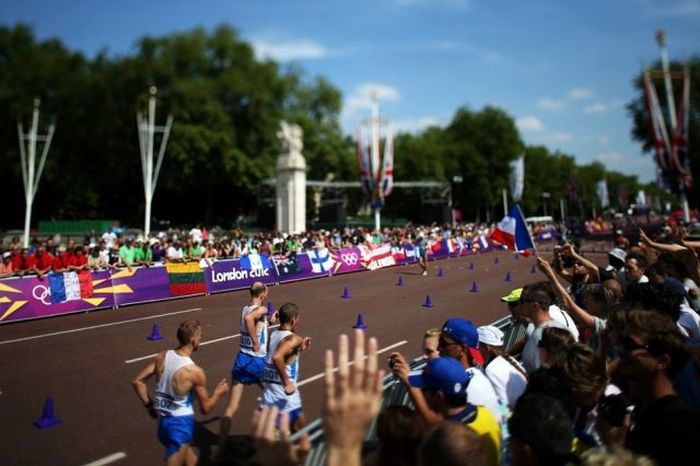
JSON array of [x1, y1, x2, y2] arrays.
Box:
[[166, 262, 207, 296]]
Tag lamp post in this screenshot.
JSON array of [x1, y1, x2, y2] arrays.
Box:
[[542, 192, 551, 216]]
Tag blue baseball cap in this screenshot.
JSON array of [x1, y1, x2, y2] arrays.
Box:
[[408, 357, 471, 396], [441, 318, 484, 365]]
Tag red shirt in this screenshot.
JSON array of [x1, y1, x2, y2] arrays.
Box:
[[12, 255, 35, 271], [68, 255, 88, 268], [52, 253, 71, 271], [34, 252, 54, 271]]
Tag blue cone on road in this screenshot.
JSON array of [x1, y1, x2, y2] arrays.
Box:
[[468, 261, 475, 270], [530, 265, 537, 274], [494, 256, 499, 264], [423, 295, 434, 308], [341, 286, 351, 299], [470, 281, 479, 293], [147, 322, 164, 341], [34, 395, 61, 429], [397, 276, 404, 286], [352, 313, 367, 329], [505, 272, 512, 282], [437, 267, 444, 277]]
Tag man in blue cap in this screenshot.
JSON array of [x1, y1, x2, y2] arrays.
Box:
[[408, 357, 501, 466]]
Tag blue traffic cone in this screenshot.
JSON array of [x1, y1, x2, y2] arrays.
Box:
[[341, 286, 351, 299], [437, 267, 444, 277], [494, 256, 499, 264], [267, 301, 275, 316], [505, 272, 512, 282], [396, 276, 404, 287], [470, 281, 479, 293], [352, 313, 368, 329], [34, 395, 61, 429], [468, 261, 475, 270], [423, 295, 434, 308], [530, 265, 537, 274], [147, 323, 163, 341]]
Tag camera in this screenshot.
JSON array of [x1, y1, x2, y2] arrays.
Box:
[[388, 357, 397, 369]]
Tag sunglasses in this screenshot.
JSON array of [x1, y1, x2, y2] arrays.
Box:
[[618, 336, 651, 354], [438, 337, 461, 348]]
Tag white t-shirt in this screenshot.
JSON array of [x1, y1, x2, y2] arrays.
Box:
[[522, 320, 570, 373], [679, 300, 700, 344], [189, 228, 202, 244], [549, 304, 580, 342], [465, 367, 502, 422], [101, 231, 117, 249], [483, 356, 527, 408]]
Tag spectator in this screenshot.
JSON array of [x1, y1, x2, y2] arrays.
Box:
[[477, 325, 527, 408], [624, 252, 649, 286], [151, 239, 166, 263], [538, 327, 576, 367], [68, 247, 89, 272], [119, 238, 137, 270], [135, 240, 153, 268], [417, 421, 488, 466], [407, 356, 501, 466], [0, 252, 13, 278], [87, 247, 110, 271], [33, 243, 54, 278], [13, 248, 35, 277], [422, 328, 441, 361], [52, 245, 70, 273], [508, 394, 575, 466], [614, 309, 700, 465], [365, 405, 427, 466], [167, 240, 184, 263], [101, 228, 117, 249], [519, 287, 574, 373]]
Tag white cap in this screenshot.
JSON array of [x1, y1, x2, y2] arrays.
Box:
[[477, 325, 504, 346]]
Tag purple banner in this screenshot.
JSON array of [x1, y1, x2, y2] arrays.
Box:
[[0, 270, 114, 324], [205, 258, 278, 294], [110, 266, 172, 306], [331, 247, 364, 275]]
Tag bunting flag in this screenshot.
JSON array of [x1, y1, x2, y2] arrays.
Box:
[[490, 205, 535, 253], [671, 67, 691, 185], [597, 179, 610, 209], [379, 126, 394, 197], [356, 127, 374, 195], [643, 70, 673, 175], [510, 155, 525, 202], [636, 189, 647, 207], [166, 262, 206, 296], [49, 271, 94, 303]]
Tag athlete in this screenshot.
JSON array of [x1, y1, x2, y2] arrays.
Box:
[[218, 281, 277, 445], [418, 232, 429, 276], [261, 302, 312, 433], [132, 319, 229, 466]]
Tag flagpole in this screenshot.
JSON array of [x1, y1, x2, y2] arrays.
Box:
[[502, 188, 508, 217]]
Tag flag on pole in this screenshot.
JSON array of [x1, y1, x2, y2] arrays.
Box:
[[356, 127, 374, 195], [379, 126, 394, 197], [510, 155, 525, 202], [490, 205, 535, 253], [643, 71, 673, 176], [596, 179, 610, 209], [671, 67, 691, 186]]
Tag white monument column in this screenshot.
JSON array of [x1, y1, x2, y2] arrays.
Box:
[[275, 121, 307, 234]]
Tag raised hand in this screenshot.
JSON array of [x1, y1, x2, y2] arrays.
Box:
[[251, 406, 311, 466]]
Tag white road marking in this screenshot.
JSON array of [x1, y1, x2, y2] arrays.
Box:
[[124, 324, 281, 364], [0, 308, 202, 346], [81, 451, 127, 466], [297, 340, 408, 387]]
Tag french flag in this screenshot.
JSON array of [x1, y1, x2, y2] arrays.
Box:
[[49, 271, 93, 303], [490, 205, 535, 253], [478, 235, 489, 251]]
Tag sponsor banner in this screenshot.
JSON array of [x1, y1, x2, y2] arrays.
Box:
[[0, 270, 113, 324], [331, 247, 364, 275], [358, 244, 397, 271], [206, 258, 278, 294], [110, 266, 172, 306]]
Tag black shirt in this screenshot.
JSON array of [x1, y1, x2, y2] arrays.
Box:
[[626, 394, 700, 466]]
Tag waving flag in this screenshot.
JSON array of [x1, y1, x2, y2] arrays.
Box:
[[379, 127, 394, 197], [671, 67, 692, 188], [510, 155, 525, 202], [477, 235, 489, 251], [356, 127, 374, 195], [490, 205, 535, 253], [643, 70, 673, 175], [597, 179, 610, 209]]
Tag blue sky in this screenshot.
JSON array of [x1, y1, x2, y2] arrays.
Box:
[[4, 0, 700, 182]]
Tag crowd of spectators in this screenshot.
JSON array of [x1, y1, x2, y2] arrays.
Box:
[[215, 222, 700, 466], [0, 222, 498, 279]]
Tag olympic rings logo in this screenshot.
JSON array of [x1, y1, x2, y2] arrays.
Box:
[[32, 285, 52, 306], [340, 253, 359, 266]]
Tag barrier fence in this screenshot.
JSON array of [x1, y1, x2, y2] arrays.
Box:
[[289, 315, 528, 466], [0, 238, 494, 324]]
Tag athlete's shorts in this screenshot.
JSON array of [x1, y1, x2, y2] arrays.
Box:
[[231, 352, 265, 385], [157, 414, 194, 459]]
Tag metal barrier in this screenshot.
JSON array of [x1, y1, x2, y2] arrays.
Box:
[[290, 314, 528, 466]]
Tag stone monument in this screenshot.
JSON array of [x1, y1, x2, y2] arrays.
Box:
[[275, 121, 307, 234]]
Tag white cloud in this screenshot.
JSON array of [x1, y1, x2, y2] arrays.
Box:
[[343, 82, 401, 119], [516, 116, 544, 133], [393, 116, 442, 133], [569, 87, 594, 100], [545, 132, 574, 144], [537, 97, 565, 111], [648, 1, 700, 18], [584, 102, 609, 114], [252, 38, 327, 61]]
